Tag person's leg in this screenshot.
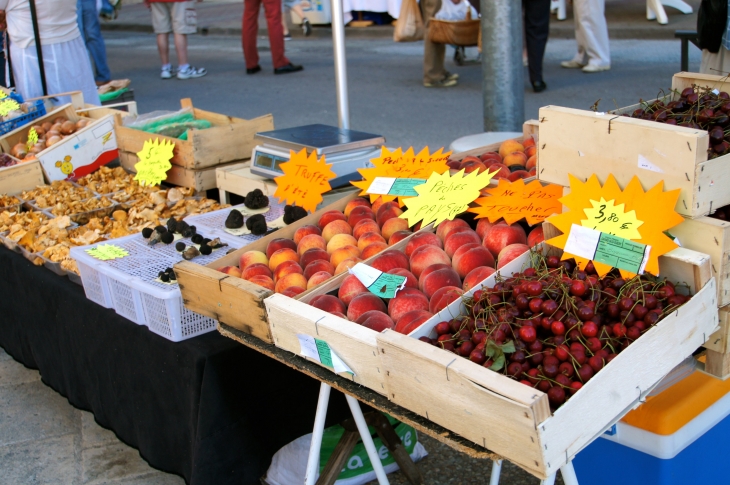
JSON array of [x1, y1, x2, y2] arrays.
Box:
[[262, 0, 292, 69], [150, 2, 173, 67], [281, 0, 289, 36], [79, 0, 112, 83], [561, 0, 586, 66], [524, 0, 550, 85], [173, 33, 188, 66], [581, 0, 610, 68], [291, 2, 311, 36], [157, 33, 170, 65], [242, 0, 262, 69], [422, 0, 447, 84]]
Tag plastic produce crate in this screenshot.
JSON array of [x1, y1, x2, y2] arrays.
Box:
[[72, 231, 245, 341], [0, 94, 46, 136]]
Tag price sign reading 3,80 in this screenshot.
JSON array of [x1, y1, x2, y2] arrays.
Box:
[[581, 198, 642, 240]]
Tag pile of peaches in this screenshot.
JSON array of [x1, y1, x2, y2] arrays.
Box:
[[307, 217, 545, 335], [447, 138, 537, 181], [218, 196, 415, 294]]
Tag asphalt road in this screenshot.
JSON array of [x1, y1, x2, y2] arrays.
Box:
[[104, 31, 702, 151]]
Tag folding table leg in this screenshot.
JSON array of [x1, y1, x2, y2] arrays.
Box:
[[345, 394, 391, 485], [560, 460, 579, 485], [540, 473, 557, 485], [489, 460, 502, 485], [304, 383, 332, 485]]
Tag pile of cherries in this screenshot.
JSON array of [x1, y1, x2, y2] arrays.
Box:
[[624, 86, 730, 159], [420, 252, 689, 410]]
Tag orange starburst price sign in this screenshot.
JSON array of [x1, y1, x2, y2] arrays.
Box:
[[273, 148, 337, 213], [469, 179, 563, 226], [351, 146, 451, 206], [547, 174, 684, 278]]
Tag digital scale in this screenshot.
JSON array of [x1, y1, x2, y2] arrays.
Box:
[[250, 124, 385, 188]]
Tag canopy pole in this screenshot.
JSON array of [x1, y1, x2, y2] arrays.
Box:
[[330, 0, 350, 129], [480, 0, 524, 131]]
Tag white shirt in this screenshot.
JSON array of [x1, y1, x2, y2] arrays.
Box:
[[0, 0, 80, 49]]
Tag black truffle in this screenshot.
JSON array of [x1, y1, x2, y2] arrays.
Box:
[[177, 220, 190, 232], [225, 210, 244, 229], [203, 238, 212, 245], [244, 189, 269, 210], [283, 205, 307, 224], [181, 227, 194, 238], [142, 227, 153, 239], [175, 242, 186, 252], [168, 270, 177, 281], [154, 225, 167, 234], [160, 232, 174, 244], [191, 234, 204, 245], [158, 271, 166, 279], [160, 273, 170, 283], [199, 244, 212, 255], [166, 217, 178, 233], [246, 214, 267, 235]]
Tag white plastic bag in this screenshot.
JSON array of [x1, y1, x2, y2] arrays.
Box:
[[434, 0, 478, 21]]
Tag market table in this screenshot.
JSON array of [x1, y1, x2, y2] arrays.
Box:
[[0, 247, 354, 485]]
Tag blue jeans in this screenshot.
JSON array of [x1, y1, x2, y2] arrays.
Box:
[[77, 0, 111, 83]]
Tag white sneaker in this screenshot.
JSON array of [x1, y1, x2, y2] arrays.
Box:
[[582, 63, 610, 73], [177, 66, 207, 79], [560, 60, 586, 69], [161, 66, 174, 79]]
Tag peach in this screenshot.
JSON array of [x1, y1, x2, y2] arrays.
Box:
[[410, 245, 451, 278], [331, 245, 361, 268], [361, 242, 388, 260], [429, 286, 463, 314], [453, 246, 496, 279], [300, 248, 330, 269], [371, 196, 385, 215], [275, 272, 308, 293], [483, 224, 527, 258], [274, 260, 303, 282], [388, 268, 418, 289], [347, 206, 376, 227], [528, 226, 544, 248], [327, 233, 358, 254], [344, 197, 371, 217], [459, 155, 482, 166], [266, 238, 298, 259], [421, 267, 461, 299], [526, 155, 537, 171], [322, 220, 353, 243], [525, 145, 537, 158], [347, 292, 387, 321], [487, 162, 510, 179], [304, 260, 336, 280], [498, 139, 525, 159], [269, 248, 300, 271], [436, 218, 470, 241], [395, 310, 433, 334], [335, 258, 361, 275], [318, 210, 347, 229], [480, 152, 502, 164], [476, 218, 500, 240], [507, 170, 530, 182], [388, 230, 412, 246], [444, 230, 481, 258], [529, 167, 537, 177], [249, 275, 275, 291], [418, 263, 452, 291], [297, 234, 327, 255], [503, 151, 528, 169], [460, 159, 488, 174], [239, 250, 268, 270], [443, 225, 476, 242], [405, 232, 443, 258], [370, 249, 410, 273], [293, 225, 322, 246], [356, 310, 395, 332], [353, 219, 381, 240], [310, 294, 346, 314], [218, 266, 242, 278], [451, 243, 481, 264], [497, 243, 530, 269], [338, 274, 369, 305], [462, 266, 496, 292], [242, 263, 272, 280], [307, 271, 333, 289], [375, 201, 404, 227], [331, 312, 348, 320], [357, 232, 386, 252], [388, 288, 429, 323], [523, 136, 536, 148], [446, 159, 461, 170], [281, 287, 305, 298], [381, 217, 409, 242]]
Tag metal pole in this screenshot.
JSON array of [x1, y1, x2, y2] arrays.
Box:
[[489, 460, 502, 485], [330, 0, 350, 129], [480, 0, 524, 131], [345, 394, 390, 484], [304, 383, 332, 485]]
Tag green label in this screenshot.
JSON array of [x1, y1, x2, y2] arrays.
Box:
[[594, 233, 648, 274], [366, 272, 407, 299], [314, 338, 334, 368], [388, 178, 425, 196]]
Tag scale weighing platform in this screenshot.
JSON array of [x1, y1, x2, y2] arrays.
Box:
[[250, 124, 385, 188]]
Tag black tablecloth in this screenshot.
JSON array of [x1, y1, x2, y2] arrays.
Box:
[[0, 248, 349, 484]]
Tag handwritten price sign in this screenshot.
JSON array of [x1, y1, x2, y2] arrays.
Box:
[[581, 198, 642, 239], [469, 179, 562, 225], [134, 139, 174, 186], [273, 148, 336, 213]]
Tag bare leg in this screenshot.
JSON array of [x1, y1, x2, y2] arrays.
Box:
[[156, 33, 170, 65], [291, 3, 305, 20], [173, 33, 188, 66], [281, 6, 289, 35]]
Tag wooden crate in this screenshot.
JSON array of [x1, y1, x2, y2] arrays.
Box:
[[0, 159, 44, 195], [216, 163, 277, 204], [115, 98, 273, 170], [377, 246, 717, 479], [175, 189, 362, 343]]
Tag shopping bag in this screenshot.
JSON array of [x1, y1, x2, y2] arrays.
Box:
[[393, 0, 425, 42]]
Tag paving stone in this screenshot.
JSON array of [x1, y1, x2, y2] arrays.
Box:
[[111, 472, 187, 484], [0, 358, 41, 388], [0, 434, 80, 484], [82, 442, 162, 484], [0, 346, 12, 361], [80, 410, 119, 450]]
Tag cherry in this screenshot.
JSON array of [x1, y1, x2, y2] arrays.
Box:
[[610, 278, 626, 291], [619, 297, 635, 312], [643, 312, 660, 326], [657, 284, 675, 299], [530, 352, 544, 366], [577, 306, 595, 322], [483, 359, 494, 369], [626, 326, 641, 340], [439, 341, 455, 352], [559, 361, 575, 377], [434, 321, 451, 335], [555, 345, 570, 361], [577, 364, 594, 383], [523, 267, 537, 278], [580, 321, 598, 338], [515, 293, 530, 310], [449, 319, 463, 333], [571, 350, 587, 365], [541, 299, 558, 315], [613, 323, 627, 338], [472, 331, 487, 345], [507, 362, 523, 377], [585, 337, 602, 354], [526, 367, 540, 384], [510, 350, 527, 363], [547, 386, 566, 406], [632, 304, 648, 320], [437, 334, 453, 342], [457, 329, 471, 342], [633, 320, 647, 332], [520, 380, 533, 387], [606, 303, 620, 318], [585, 261, 596, 274], [537, 380, 552, 392], [469, 349, 487, 364], [570, 280, 587, 297], [541, 317, 553, 331], [543, 362, 559, 378], [546, 256, 560, 268], [419, 336, 433, 344], [569, 381, 583, 395], [551, 320, 566, 336], [588, 355, 604, 372], [525, 281, 543, 297], [457, 341, 475, 357], [519, 326, 537, 343], [528, 298, 544, 314]]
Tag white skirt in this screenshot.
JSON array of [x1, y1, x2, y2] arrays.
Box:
[[9, 35, 100, 106]]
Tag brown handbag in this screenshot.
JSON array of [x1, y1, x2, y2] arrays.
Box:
[[428, 7, 480, 47]]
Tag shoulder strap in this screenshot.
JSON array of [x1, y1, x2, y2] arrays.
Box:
[[28, 0, 48, 95]]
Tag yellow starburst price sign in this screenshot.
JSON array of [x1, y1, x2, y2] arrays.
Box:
[[0, 98, 20, 117], [399, 169, 496, 228], [134, 138, 175, 187], [547, 174, 683, 278], [351, 146, 451, 206], [26, 127, 38, 150], [274, 148, 337, 213]]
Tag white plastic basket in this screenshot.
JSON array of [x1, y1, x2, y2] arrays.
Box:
[[71, 231, 245, 341], [184, 198, 286, 247], [75, 257, 113, 308]]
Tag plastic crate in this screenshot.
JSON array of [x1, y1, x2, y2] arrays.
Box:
[[71, 231, 244, 341], [75, 257, 113, 308], [183, 198, 286, 247], [0, 95, 46, 136]]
